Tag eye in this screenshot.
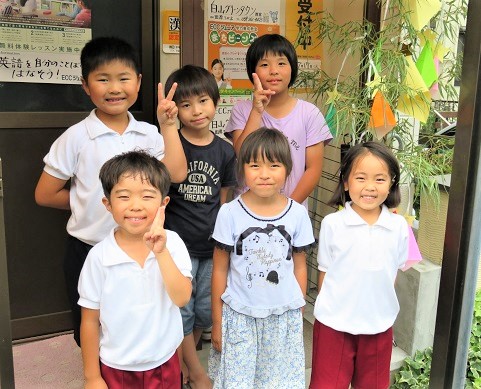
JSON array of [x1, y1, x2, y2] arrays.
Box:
[[376, 178, 387, 183], [143, 196, 154, 200], [355, 177, 365, 182], [200, 97, 210, 103], [118, 195, 129, 200], [180, 103, 190, 108]]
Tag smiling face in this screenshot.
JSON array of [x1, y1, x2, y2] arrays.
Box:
[[211, 62, 224, 81], [82, 59, 141, 128], [103, 173, 169, 240], [177, 94, 216, 134], [344, 152, 392, 222], [244, 153, 287, 200], [254, 51, 292, 94]]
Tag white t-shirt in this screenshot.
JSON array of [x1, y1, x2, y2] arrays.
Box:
[[78, 228, 192, 371], [212, 196, 315, 318], [313, 202, 409, 334], [43, 110, 165, 245]]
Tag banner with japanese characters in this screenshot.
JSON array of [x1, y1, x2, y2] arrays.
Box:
[[0, 0, 91, 84]]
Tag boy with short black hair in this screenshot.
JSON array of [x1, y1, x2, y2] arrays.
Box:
[[35, 36, 187, 347], [164, 65, 237, 388], [79, 150, 192, 388]]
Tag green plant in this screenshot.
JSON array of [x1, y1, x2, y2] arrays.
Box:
[[392, 289, 481, 388], [293, 0, 467, 210]]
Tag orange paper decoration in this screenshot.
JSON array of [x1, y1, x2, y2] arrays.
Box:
[[369, 91, 396, 139]]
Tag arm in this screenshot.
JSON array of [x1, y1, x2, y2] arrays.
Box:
[[80, 307, 107, 389], [34, 171, 70, 210], [293, 251, 308, 298], [318, 271, 326, 292], [144, 206, 192, 307], [289, 142, 325, 204], [220, 187, 232, 205], [157, 83, 187, 183], [231, 73, 275, 155], [211, 247, 229, 352]]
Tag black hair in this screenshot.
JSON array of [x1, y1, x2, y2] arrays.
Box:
[[79, 0, 92, 9], [165, 64, 220, 107], [237, 127, 293, 186], [211, 58, 225, 81], [330, 141, 401, 208], [99, 150, 171, 199], [246, 34, 298, 88], [80, 37, 140, 81]]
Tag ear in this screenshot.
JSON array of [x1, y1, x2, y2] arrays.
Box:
[[81, 78, 90, 96], [161, 196, 170, 207], [102, 197, 112, 212], [136, 73, 142, 92], [343, 181, 349, 191]]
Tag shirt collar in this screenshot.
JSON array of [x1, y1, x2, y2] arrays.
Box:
[[342, 202, 395, 230], [85, 109, 149, 139], [102, 228, 155, 267]]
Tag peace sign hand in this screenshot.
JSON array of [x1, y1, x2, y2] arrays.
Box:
[[252, 73, 275, 114], [157, 82, 178, 127], [144, 206, 168, 254]]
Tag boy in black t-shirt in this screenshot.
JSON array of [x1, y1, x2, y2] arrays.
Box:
[[164, 65, 236, 388]]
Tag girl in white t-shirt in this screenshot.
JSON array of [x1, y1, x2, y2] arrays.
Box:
[[310, 141, 409, 389], [208, 127, 315, 388]]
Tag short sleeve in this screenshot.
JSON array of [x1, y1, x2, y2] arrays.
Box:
[[305, 103, 332, 148], [212, 203, 235, 249], [221, 145, 237, 188], [398, 219, 409, 269], [78, 248, 104, 310], [224, 101, 250, 139], [43, 126, 80, 180], [166, 230, 192, 279], [317, 217, 334, 272], [293, 205, 316, 250]]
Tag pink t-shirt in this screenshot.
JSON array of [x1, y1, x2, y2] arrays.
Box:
[[74, 9, 91, 27], [224, 99, 332, 206]]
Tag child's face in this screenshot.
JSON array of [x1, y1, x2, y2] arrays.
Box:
[[103, 173, 169, 239], [344, 152, 392, 219], [244, 154, 287, 200], [211, 63, 224, 80], [82, 59, 141, 125], [177, 94, 216, 133], [254, 51, 291, 93]]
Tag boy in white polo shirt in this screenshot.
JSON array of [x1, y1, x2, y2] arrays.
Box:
[[78, 150, 192, 388], [34, 36, 186, 346]]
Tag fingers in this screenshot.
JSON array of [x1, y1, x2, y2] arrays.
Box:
[[165, 82, 177, 101], [158, 83, 165, 100], [252, 73, 263, 91]]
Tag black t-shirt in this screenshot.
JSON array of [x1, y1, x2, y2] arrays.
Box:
[[164, 131, 237, 259]]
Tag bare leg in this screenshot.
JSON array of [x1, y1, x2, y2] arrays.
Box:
[[181, 329, 212, 389]]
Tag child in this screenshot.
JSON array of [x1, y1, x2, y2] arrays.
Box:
[[310, 141, 409, 389], [224, 33, 332, 207], [211, 58, 232, 89], [209, 127, 315, 388], [78, 150, 192, 388], [163, 64, 237, 389], [34, 36, 186, 347]]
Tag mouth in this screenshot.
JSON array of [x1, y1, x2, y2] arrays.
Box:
[[106, 97, 125, 103], [191, 117, 207, 124], [125, 216, 146, 223]]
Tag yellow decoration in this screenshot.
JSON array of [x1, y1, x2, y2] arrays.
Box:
[[326, 89, 340, 105], [396, 56, 431, 123], [403, 0, 441, 31]]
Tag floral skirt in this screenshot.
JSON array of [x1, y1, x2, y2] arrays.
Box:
[[208, 304, 305, 389]]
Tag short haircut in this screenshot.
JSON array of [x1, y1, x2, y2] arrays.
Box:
[[99, 151, 171, 199], [246, 34, 298, 88], [164, 65, 220, 106], [237, 127, 293, 186], [330, 141, 401, 208], [80, 37, 140, 81]]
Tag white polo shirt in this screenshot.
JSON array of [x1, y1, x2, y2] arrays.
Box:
[[313, 202, 408, 335], [78, 228, 192, 371], [43, 109, 165, 246]]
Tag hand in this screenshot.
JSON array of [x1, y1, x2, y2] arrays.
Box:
[[211, 322, 222, 352], [144, 206, 168, 254], [85, 376, 108, 389], [157, 82, 178, 127], [251, 73, 275, 114]]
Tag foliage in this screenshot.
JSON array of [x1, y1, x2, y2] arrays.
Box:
[[293, 0, 467, 211], [391, 289, 481, 388]]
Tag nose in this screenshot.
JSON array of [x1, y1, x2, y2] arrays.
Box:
[[108, 80, 121, 94], [269, 65, 279, 75], [259, 166, 270, 179], [192, 103, 202, 115]]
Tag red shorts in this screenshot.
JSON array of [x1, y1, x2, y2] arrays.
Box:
[[309, 320, 392, 389], [100, 351, 181, 389]]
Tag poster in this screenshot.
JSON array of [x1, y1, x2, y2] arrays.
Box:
[[211, 89, 252, 138], [162, 10, 180, 54], [0, 0, 91, 84], [206, 0, 280, 89]]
